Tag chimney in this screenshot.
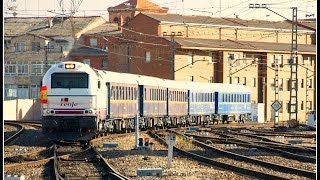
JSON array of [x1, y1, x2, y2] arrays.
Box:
[[47, 17, 53, 28], [135, 0, 147, 8]]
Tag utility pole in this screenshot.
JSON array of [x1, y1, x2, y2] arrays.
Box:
[[163, 32, 182, 80], [127, 43, 131, 73], [289, 7, 298, 122], [306, 62, 309, 121], [274, 57, 279, 126], [249, 4, 299, 123]]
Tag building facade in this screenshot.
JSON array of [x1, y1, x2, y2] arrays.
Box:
[[4, 16, 106, 100]]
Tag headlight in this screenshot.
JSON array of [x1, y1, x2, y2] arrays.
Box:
[[89, 110, 93, 114]]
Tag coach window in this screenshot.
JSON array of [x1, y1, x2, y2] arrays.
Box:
[[129, 87, 132, 100], [162, 89, 164, 101], [115, 86, 118, 100], [132, 88, 134, 100], [124, 87, 129, 100]]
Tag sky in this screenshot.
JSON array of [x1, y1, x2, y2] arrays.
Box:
[[3, 0, 317, 21]]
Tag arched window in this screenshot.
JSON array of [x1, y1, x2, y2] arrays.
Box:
[[125, 17, 130, 24], [113, 17, 119, 24]]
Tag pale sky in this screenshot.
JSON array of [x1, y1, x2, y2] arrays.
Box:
[[3, 0, 317, 21]]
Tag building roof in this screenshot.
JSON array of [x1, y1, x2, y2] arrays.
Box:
[[141, 13, 316, 32], [4, 16, 103, 37], [84, 23, 122, 36], [69, 46, 108, 56], [108, 0, 168, 13], [173, 38, 316, 54]]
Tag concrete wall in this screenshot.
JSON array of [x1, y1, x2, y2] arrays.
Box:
[[3, 99, 42, 120]]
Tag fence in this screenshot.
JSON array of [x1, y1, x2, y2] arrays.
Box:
[[4, 99, 42, 121]]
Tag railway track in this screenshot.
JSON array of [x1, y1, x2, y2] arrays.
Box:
[[210, 129, 316, 162], [150, 129, 316, 179], [4, 122, 24, 146], [53, 141, 129, 180]]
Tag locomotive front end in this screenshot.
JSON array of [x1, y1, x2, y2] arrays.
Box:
[[41, 62, 99, 133]]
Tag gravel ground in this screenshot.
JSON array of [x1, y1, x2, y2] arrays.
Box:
[[96, 133, 251, 180], [169, 133, 312, 180], [5, 125, 51, 158]]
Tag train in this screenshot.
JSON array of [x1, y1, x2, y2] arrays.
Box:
[[40, 61, 252, 134]]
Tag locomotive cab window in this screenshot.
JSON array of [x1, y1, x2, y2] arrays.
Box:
[[51, 73, 88, 88]]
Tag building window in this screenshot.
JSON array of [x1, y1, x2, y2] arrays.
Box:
[[4, 84, 17, 100], [83, 59, 91, 66], [15, 42, 26, 52], [279, 78, 283, 91], [5, 61, 17, 76], [113, 17, 119, 24], [278, 55, 283, 65], [30, 85, 40, 99], [228, 53, 235, 60], [17, 85, 29, 99], [145, 51, 151, 62], [270, 78, 275, 91], [235, 77, 240, 84], [270, 55, 275, 65], [208, 52, 213, 63], [5, 39, 11, 49], [17, 62, 29, 75], [279, 101, 283, 113], [209, 76, 213, 83], [31, 61, 43, 75], [32, 42, 41, 52], [242, 77, 246, 85], [188, 52, 194, 67], [188, 76, 194, 82], [307, 79, 312, 88], [252, 78, 256, 87], [47, 42, 55, 52], [286, 79, 291, 91], [309, 101, 312, 110], [90, 38, 97, 47], [125, 17, 130, 23], [301, 101, 304, 110], [102, 58, 108, 68], [301, 79, 304, 88]]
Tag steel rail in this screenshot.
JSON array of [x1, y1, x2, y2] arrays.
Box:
[[149, 130, 290, 180], [4, 122, 25, 146]]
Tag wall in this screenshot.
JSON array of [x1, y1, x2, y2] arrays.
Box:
[[3, 99, 42, 120]]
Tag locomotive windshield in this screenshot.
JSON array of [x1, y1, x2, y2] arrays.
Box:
[[51, 73, 88, 88]]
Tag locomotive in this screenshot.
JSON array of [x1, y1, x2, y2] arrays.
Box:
[[40, 61, 251, 134]]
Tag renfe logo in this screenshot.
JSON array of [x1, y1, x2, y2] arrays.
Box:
[[60, 98, 78, 107]]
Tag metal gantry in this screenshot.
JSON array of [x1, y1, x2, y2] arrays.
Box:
[[289, 7, 298, 122]]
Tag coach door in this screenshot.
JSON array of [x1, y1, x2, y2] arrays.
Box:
[[138, 85, 144, 117], [106, 82, 111, 119]]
